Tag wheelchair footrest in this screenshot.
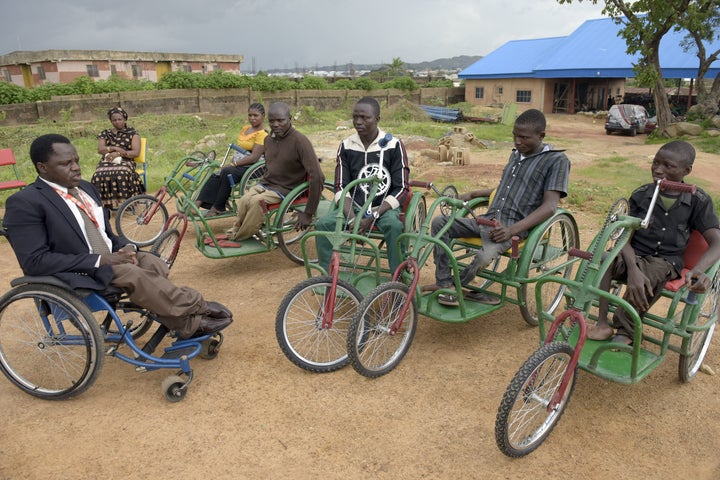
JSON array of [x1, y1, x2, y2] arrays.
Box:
[[161, 346, 197, 359]]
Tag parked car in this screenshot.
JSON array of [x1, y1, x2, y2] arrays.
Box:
[[605, 104, 656, 136]]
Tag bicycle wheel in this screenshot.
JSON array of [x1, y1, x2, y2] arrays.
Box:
[[150, 228, 181, 268], [495, 342, 577, 458], [0, 284, 104, 400], [440, 185, 459, 216], [520, 213, 579, 326], [679, 271, 719, 382], [115, 194, 168, 247], [275, 276, 363, 372], [409, 195, 427, 234], [347, 281, 417, 378], [277, 184, 335, 265], [239, 162, 267, 195]]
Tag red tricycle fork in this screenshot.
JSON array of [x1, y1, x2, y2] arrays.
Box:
[[321, 252, 343, 329], [541, 308, 587, 410], [387, 257, 422, 335]]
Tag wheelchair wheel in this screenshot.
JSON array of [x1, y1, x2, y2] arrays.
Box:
[[150, 228, 181, 268], [679, 271, 719, 382], [239, 161, 267, 195], [495, 341, 577, 458], [115, 194, 169, 247], [601, 198, 629, 250], [440, 185, 459, 216], [347, 281, 417, 378], [275, 276, 363, 373], [277, 184, 335, 265], [520, 213, 579, 326], [0, 284, 104, 400]]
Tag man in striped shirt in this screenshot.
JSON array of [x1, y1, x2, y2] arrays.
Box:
[[424, 109, 570, 306]]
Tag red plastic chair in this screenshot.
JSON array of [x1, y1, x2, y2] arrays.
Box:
[[0, 149, 27, 192]]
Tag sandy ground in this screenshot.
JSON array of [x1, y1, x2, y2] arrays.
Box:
[[1, 114, 720, 480]]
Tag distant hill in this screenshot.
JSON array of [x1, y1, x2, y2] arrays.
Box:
[[265, 55, 481, 74]]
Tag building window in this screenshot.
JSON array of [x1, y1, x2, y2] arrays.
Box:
[[37, 66, 46, 80], [213, 64, 221, 72], [131, 64, 143, 77], [110, 65, 117, 75], [475, 87, 484, 99], [180, 65, 192, 72], [516, 90, 532, 103], [2, 68, 11, 82], [86, 65, 99, 77], [498, 86, 503, 95]]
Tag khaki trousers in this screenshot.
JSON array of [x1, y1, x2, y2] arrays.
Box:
[[111, 252, 206, 337], [229, 185, 282, 241]]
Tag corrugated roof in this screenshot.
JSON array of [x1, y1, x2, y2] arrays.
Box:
[[460, 16, 720, 79]]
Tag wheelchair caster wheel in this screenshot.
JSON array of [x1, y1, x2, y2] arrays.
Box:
[[161, 375, 187, 402], [199, 336, 222, 359]]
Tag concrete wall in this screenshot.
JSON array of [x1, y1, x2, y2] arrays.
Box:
[[0, 87, 465, 126]]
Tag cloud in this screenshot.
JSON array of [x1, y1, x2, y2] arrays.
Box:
[[1, 0, 605, 70]]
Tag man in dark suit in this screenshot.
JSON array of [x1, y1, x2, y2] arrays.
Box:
[[3, 134, 232, 338]]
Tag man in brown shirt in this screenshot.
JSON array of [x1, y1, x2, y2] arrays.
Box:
[[229, 102, 325, 241]]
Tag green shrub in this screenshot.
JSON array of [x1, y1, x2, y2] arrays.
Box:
[[381, 77, 418, 91], [298, 76, 329, 90], [0, 81, 30, 104], [353, 78, 380, 91]]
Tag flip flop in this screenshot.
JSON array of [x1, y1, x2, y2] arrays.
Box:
[[611, 333, 633, 346], [203, 235, 241, 248], [463, 290, 501, 305]]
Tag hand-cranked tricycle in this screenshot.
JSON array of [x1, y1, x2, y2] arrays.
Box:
[[494, 179, 719, 457], [274, 133, 579, 376], [115, 144, 266, 246], [340, 186, 578, 378]]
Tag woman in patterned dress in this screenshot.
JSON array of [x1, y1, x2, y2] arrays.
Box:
[[91, 106, 145, 209]]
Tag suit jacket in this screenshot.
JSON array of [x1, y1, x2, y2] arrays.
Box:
[[3, 178, 130, 290]]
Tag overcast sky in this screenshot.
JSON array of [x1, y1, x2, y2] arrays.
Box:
[[1, 0, 606, 71]]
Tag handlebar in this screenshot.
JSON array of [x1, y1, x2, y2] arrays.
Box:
[[659, 179, 696, 194], [476, 217, 500, 228], [409, 180, 432, 189]]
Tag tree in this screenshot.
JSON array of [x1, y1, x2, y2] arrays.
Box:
[[558, 0, 692, 136], [678, 1, 720, 118]]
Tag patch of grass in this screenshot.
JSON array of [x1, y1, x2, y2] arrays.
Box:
[[569, 156, 645, 216]]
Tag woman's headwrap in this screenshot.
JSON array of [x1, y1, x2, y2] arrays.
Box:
[[107, 106, 128, 120]]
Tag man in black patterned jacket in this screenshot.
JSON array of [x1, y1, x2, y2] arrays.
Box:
[[315, 97, 410, 273]]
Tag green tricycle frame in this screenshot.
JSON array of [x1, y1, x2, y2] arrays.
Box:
[[494, 179, 720, 458], [275, 172, 580, 377], [115, 144, 266, 247]]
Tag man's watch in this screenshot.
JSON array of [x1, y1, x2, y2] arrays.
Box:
[[124, 243, 138, 252]]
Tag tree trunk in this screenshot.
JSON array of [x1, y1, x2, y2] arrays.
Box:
[[650, 52, 674, 136]]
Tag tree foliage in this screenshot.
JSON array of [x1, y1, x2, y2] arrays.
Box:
[[678, 1, 720, 118], [559, 0, 720, 131]]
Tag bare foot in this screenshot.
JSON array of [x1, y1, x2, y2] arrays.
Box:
[[421, 283, 442, 292], [587, 324, 614, 341]]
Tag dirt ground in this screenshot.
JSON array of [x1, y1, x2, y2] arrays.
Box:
[[2, 114, 720, 480]]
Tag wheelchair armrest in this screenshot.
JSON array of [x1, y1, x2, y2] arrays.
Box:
[[10, 275, 125, 299]]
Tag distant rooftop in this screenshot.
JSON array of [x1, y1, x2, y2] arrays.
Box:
[[0, 49, 243, 65], [460, 17, 720, 79]]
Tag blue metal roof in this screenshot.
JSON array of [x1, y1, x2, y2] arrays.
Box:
[[460, 17, 720, 79]]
